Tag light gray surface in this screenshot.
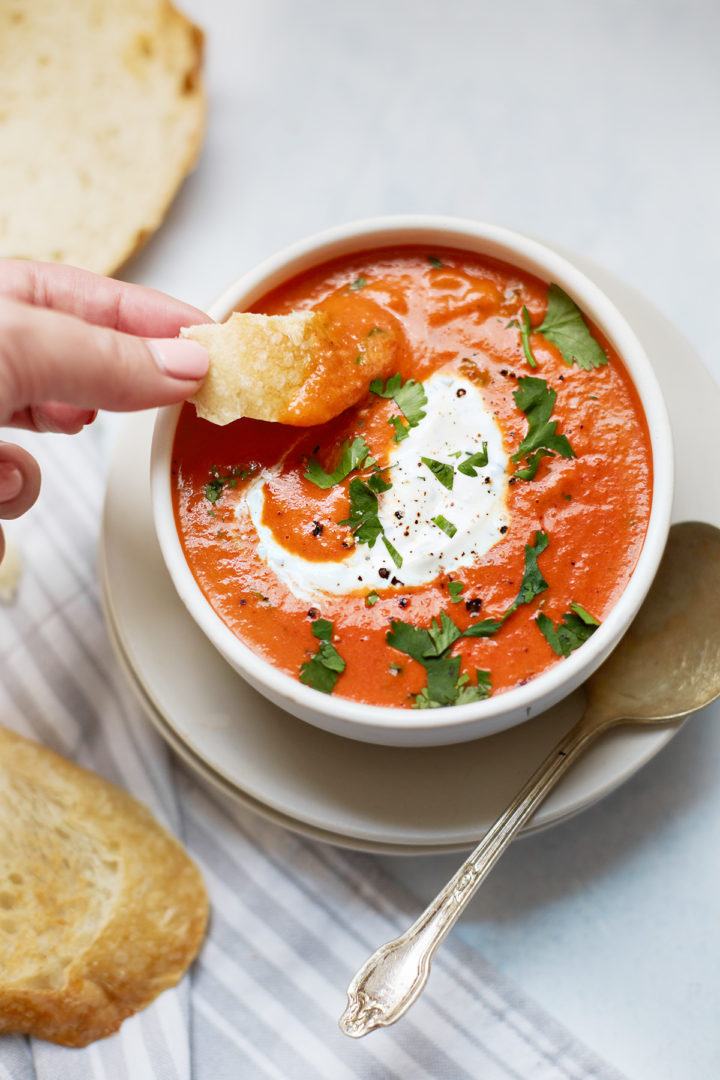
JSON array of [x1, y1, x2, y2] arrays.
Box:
[[121, 2, 720, 1078]]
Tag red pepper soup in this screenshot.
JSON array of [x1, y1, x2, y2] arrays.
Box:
[[171, 247, 652, 709]]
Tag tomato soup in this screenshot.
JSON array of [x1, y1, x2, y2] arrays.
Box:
[[171, 247, 652, 709]]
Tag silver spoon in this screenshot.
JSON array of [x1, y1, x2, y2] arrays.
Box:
[[339, 520, 720, 1038]]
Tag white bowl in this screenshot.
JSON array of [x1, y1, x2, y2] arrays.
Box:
[[151, 215, 674, 746]]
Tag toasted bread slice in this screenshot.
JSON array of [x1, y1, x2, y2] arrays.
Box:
[[184, 295, 399, 427], [0, 726, 208, 1047], [0, 0, 205, 274]]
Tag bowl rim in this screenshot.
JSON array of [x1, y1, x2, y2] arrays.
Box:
[[151, 214, 674, 743]]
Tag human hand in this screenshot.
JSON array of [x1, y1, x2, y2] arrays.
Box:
[[0, 259, 211, 562]]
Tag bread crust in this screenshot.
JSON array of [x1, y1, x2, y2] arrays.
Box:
[[0, 726, 208, 1047]]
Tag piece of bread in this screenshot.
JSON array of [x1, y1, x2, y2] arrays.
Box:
[[0, 726, 208, 1047], [184, 296, 399, 427], [0, 0, 205, 275]]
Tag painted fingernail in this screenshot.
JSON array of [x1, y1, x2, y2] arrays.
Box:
[[0, 464, 23, 503], [148, 339, 209, 380]]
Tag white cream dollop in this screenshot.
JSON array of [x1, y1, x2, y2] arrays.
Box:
[[242, 371, 510, 602]]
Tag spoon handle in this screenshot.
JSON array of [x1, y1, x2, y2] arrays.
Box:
[[339, 709, 607, 1038]]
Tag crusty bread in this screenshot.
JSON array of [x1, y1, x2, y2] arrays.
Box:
[[184, 310, 333, 426], [0, 726, 208, 1047], [0, 0, 205, 275], [184, 298, 399, 427]]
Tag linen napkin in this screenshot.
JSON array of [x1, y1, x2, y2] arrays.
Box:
[[0, 417, 627, 1080]]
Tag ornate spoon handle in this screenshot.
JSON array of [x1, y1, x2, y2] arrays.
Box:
[[339, 709, 607, 1037]]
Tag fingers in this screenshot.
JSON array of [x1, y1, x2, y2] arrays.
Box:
[[0, 296, 209, 422], [0, 442, 42, 520], [0, 259, 212, 337], [6, 403, 97, 434]]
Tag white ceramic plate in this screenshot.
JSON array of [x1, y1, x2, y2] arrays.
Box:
[[100, 255, 720, 853]]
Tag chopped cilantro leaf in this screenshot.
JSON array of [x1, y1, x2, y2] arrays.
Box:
[[205, 478, 225, 503], [519, 306, 539, 368], [368, 470, 393, 494], [432, 514, 457, 538], [349, 275, 367, 291], [311, 618, 334, 642], [457, 444, 489, 476], [365, 591, 379, 607], [428, 255, 444, 268], [427, 610, 463, 654], [370, 373, 427, 443], [387, 619, 435, 663], [448, 581, 465, 602], [507, 530, 549, 613], [511, 376, 575, 479], [537, 603, 600, 657], [462, 617, 504, 637], [537, 284, 608, 370], [299, 618, 345, 694], [569, 602, 600, 625], [337, 472, 402, 567], [422, 457, 454, 490], [389, 415, 410, 442], [417, 654, 463, 707], [382, 535, 403, 568], [204, 465, 254, 503], [513, 448, 553, 481], [340, 476, 384, 546], [304, 436, 371, 489]]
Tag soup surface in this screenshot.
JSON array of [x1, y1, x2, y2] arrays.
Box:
[[172, 247, 653, 709]]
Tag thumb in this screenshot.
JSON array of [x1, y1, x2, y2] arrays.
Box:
[[0, 296, 209, 422]]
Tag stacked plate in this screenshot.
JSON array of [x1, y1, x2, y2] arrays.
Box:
[[100, 259, 719, 854]]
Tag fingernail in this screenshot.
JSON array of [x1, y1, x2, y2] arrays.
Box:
[[0, 464, 23, 503], [148, 339, 209, 380]]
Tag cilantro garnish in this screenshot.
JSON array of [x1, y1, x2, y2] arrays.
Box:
[[299, 618, 346, 694], [339, 477, 403, 567], [387, 612, 492, 708], [537, 284, 608, 370], [537, 602, 600, 657], [340, 476, 384, 546], [448, 581, 465, 602], [511, 376, 575, 480], [304, 436, 371, 489], [367, 471, 392, 494], [387, 532, 549, 707], [349, 276, 367, 291], [457, 444, 489, 476], [428, 255, 444, 268], [519, 306, 539, 368], [432, 515, 457, 538], [204, 465, 255, 503], [421, 457, 454, 490], [365, 591, 379, 607], [370, 373, 427, 443], [382, 535, 403, 568], [507, 530, 549, 612], [205, 477, 226, 503]]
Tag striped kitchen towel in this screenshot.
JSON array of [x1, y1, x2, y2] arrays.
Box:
[[0, 418, 626, 1079]]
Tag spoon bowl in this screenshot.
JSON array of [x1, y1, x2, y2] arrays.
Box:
[[340, 521, 720, 1037]]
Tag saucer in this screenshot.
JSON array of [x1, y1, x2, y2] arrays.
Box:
[[100, 256, 720, 853]]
